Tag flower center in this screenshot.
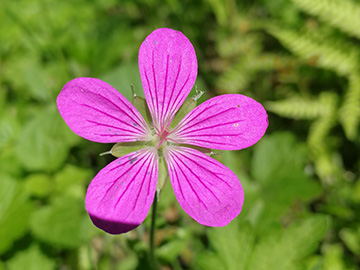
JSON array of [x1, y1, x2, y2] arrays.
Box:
[[152, 126, 171, 149]]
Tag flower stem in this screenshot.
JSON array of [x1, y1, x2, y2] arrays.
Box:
[[149, 192, 159, 270]]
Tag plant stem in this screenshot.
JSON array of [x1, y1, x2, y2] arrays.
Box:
[[149, 192, 159, 270]]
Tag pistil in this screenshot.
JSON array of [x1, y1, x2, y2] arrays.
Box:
[[152, 124, 171, 149]]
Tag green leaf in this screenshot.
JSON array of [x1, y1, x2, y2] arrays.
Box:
[[265, 92, 334, 120], [54, 164, 92, 192], [339, 228, 360, 255], [196, 216, 327, 270], [110, 142, 147, 158], [132, 93, 152, 126], [0, 104, 21, 148], [53, 164, 92, 200], [247, 216, 328, 270], [251, 132, 322, 230], [0, 148, 22, 178], [157, 157, 168, 191], [323, 244, 346, 270], [291, 0, 360, 39], [339, 73, 360, 140], [156, 239, 187, 262], [116, 252, 138, 270], [3, 56, 65, 102], [0, 176, 33, 254], [206, 0, 229, 26], [267, 25, 359, 76], [100, 61, 144, 102], [25, 174, 51, 198], [6, 245, 55, 270], [194, 252, 225, 270], [253, 132, 308, 182], [169, 98, 197, 129], [15, 106, 79, 171], [30, 196, 85, 248], [207, 220, 254, 270]]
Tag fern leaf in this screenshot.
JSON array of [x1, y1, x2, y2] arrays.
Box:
[[245, 53, 297, 71], [217, 54, 296, 93], [307, 93, 338, 180], [339, 73, 360, 140], [265, 92, 333, 120], [206, 0, 229, 26], [216, 60, 252, 93], [217, 33, 261, 58], [267, 26, 359, 76], [292, 0, 360, 39], [308, 93, 338, 146], [308, 114, 335, 155]]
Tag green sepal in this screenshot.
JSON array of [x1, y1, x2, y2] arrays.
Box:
[[169, 98, 197, 129], [131, 86, 152, 126], [157, 157, 168, 191], [110, 142, 146, 158], [179, 144, 213, 155]]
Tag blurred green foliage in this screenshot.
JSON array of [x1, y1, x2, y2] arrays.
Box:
[[0, 0, 359, 269]]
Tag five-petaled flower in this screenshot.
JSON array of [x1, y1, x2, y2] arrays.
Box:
[[57, 28, 268, 234]]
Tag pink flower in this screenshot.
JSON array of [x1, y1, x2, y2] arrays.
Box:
[[57, 28, 268, 234]]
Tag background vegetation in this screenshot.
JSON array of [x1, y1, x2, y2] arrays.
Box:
[[0, 0, 359, 269]]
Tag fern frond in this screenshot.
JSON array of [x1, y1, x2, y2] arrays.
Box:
[[217, 33, 261, 58], [313, 153, 336, 182], [308, 113, 335, 155], [217, 54, 296, 93], [245, 53, 297, 71], [292, 0, 360, 39], [307, 92, 338, 180], [266, 98, 325, 120], [339, 73, 360, 140], [206, 0, 229, 26], [267, 26, 359, 76], [216, 60, 252, 93], [265, 92, 333, 120]]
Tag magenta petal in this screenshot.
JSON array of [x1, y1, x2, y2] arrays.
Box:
[[164, 146, 244, 227], [169, 94, 268, 150], [57, 77, 150, 143], [138, 28, 197, 130], [85, 148, 158, 234]]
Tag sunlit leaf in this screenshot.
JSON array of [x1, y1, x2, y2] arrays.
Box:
[[323, 244, 346, 270], [156, 239, 187, 263], [30, 196, 85, 248], [196, 216, 327, 270], [101, 61, 144, 102], [54, 164, 92, 198], [25, 174, 51, 198], [110, 142, 147, 158], [251, 132, 322, 230], [6, 245, 55, 270], [195, 252, 225, 270], [339, 228, 360, 255], [247, 216, 328, 270], [132, 93, 152, 125], [207, 220, 254, 270], [169, 98, 197, 129], [15, 106, 79, 171], [0, 176, 33, 254]]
